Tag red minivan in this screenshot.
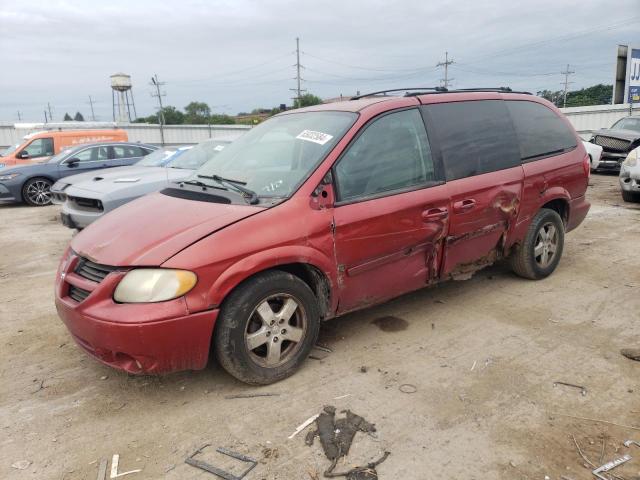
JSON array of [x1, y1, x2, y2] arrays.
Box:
[[54, 88, 590, 384]]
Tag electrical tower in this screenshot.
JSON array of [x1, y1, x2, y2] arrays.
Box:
[[437, 51, 454, 89], [290, 37, 306, 106], [561, 64, 575, 108], [150, 74, 166, 145], [88, 96, 97, 121]]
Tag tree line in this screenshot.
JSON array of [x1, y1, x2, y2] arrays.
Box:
[[536, 84, 612, 108]]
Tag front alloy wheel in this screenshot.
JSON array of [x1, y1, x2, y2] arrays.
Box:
[[23, 178, 53, 206], [214, 270, 320, 384]]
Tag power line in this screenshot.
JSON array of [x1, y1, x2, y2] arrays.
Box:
[[436, 51, 454, 88], [150, 74, 167, 145], [561, 64, 575, 108]]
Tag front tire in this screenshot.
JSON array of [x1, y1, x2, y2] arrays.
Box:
[[22, 177, 53, 206], [510, 208, 565, 280], [214, 270, 320, 385]]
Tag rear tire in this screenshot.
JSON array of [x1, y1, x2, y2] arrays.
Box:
[[214, 270, 320, 385], [622, 190, 639, 203], [22, 177, 53, 206], [510, 208, 565, 280]]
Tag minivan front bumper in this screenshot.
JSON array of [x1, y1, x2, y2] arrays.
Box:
[[54, 252, 217, 374]]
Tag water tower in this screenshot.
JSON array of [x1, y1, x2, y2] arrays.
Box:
[[110, 73, 137, 123]]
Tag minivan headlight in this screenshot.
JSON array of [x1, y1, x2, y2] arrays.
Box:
[[114, 269, 197, 303], [622, 148, 639, 167]]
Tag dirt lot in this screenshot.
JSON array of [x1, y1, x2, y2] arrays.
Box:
[[1, 173, 640, 480]]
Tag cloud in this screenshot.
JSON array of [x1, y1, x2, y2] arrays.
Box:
[[0, 0, 638, 121]]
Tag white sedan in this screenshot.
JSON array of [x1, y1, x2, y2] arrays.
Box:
[[583, 140, 603, 172]]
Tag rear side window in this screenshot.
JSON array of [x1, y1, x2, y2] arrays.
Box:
[[506, 101, 577, 161], [335, 109, 436, 202], [423, 100, 521, 181], [113, 145, 145, 158]]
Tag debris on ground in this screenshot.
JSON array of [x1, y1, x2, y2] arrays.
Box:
[[621, 348, 640, 361], [398, 384, 417, 394], [109, 454, 141, 478], [309, 345, 333, 360], [592, 454, 631, 480], [553, 381, 587, 396], [359, 366, 368, 373], [304, 406, 387, 478], [624, 439, 640, 448], [288, 414, 321, 439], [185, 444, 257, 479], [224, 392, 280, 399], [11, 460, 32, 470]]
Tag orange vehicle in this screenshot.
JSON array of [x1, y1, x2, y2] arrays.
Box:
[[0, 129, 128, 167]]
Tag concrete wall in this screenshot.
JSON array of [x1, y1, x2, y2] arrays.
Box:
[[560, 103, 638, 139], [0, 122, 251, 150]]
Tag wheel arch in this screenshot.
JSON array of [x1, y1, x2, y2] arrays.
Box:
[[207, 247, 337, 321]]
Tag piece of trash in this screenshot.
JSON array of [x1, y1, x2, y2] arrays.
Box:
[[100, 376, 108, 380], [333, 394, 351, 400], [224, 392, 280, 399], [470, 361, 477, 371], [288, 414, 320, 439], [185, 444, 257, 479], [110, 454, 141, 478], [327, 451, 390, 479], [398, 384, 417, 394], [553, 381, 587, 396], [309, 344, 332, 360], [624, 440, 640, 448], [305, 406, 376, 461], [621, 349, 640, 361], [592, 454, 631, 480], [96, 459, 108, 480], [11, 460, 32, 470], [359, 366, 368, 373]]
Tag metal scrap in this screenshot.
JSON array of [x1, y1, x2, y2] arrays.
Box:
[[624, 439, 640, 448], [553, 381, 587, 396], [224, 392, 280, 399], [109, 454, 141, 478], [185, 444, 257, 480], [592, 454, 631, 480]]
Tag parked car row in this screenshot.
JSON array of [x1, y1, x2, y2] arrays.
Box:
[[51, 88, 590, 385]]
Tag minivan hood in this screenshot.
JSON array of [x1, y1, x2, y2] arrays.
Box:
[[71, 191, 263, 266]]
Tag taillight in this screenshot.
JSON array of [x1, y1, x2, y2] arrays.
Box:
[[583, 154, 590, 179]]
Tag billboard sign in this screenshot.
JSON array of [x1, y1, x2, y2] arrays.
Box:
[[629, 47, 640, 103]]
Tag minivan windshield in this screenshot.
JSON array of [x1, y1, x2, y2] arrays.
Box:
[[612, 117, 640, 132], [194, 111, 357, 200], [170, 141, 229, 170]]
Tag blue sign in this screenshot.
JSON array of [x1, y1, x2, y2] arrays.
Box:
[[629, 47, 640, 103]]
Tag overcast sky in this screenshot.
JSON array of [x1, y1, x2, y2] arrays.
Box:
[[1, 0, 639, 122]]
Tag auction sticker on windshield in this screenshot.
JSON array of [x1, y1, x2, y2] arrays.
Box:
[[296, 130, 333, 145]]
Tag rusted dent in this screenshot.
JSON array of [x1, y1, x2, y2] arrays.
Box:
[[448, 249, 498, 281]]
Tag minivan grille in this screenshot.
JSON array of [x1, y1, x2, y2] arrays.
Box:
[[68, 285, 90, 303], [593, 135, 631, 151], [75, 258, 117, 283]]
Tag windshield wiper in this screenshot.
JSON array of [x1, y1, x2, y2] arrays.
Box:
[[198, 174, 259, 205], [178, 179, 220, 189]]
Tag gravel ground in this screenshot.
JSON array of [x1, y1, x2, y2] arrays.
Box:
[[1, 173, 639, 480]]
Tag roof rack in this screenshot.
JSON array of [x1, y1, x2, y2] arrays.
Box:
[[351, 86, 531, 100], [350, 87, 447, 100]]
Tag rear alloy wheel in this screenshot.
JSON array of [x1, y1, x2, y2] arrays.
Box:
[[510, 208, 565, 280], [214, 270, 320, 384], [22, 178, 53, 206]]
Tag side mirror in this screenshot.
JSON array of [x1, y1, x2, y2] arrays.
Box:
[[67, 158, 80, 168], [17, 151, 29, 159], [310, 172, 335, 210]]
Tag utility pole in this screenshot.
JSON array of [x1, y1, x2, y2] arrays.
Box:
[[88, 96, 96, 121], [436, 51, 454, 89], [290, 37, 306, 107], [561, 64, 575, 108], [16, 111, 22, 121], [47, 102, 53, 121], [44, 110, 48, 123], [150, 74, 166, 145]]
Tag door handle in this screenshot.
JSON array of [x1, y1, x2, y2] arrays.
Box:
[[453, 199, 476, 213], [422, 208, 448, 221]]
